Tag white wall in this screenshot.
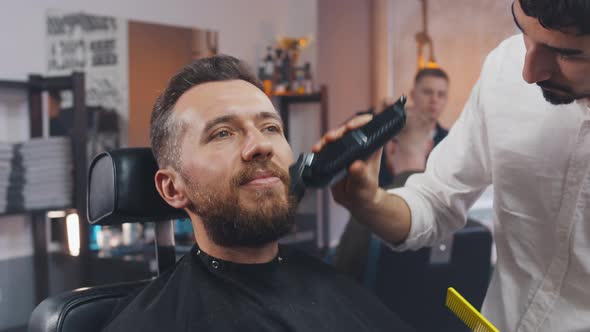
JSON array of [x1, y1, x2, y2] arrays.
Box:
[[1, 0, 317, 81]]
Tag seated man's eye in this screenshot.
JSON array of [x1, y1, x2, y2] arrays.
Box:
[[212, 130, 231, 139], [264, 125, 282, 133]]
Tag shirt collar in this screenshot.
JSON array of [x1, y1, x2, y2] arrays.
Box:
[[191, 243, 283, 272]]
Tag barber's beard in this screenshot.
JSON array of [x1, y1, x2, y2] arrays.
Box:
[[537, 81, 590, 105], [182, 161, 297, 248], [541, 88, 576, 105]]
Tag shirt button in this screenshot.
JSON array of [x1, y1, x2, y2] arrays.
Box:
[[211, 260, 219, 269]]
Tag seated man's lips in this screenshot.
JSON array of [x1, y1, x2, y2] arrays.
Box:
[[242, 171, 282, 187], [245, 176, 281, 186]]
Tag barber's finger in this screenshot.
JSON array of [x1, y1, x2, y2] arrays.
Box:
[[312, 114, 373, 152], [345, 114, 373, 130], [347, 160, 371, 188], [312, 128, 342, 152], [367, 147, 383, 168], [348, 148, 381, 181], [348, 160, 365, 175]]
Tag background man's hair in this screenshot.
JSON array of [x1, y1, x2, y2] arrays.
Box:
[[520, 0, 590, 35], [414, 68, 449, 85], [150, 54, 264, 168]]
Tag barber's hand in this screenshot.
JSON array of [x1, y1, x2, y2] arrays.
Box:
[[312, 114, 383, 211]]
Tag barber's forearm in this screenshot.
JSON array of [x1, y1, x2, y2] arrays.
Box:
[[349, 188, 412, 245]]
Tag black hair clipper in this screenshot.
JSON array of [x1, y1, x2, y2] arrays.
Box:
[[289, 95, 407, 202]]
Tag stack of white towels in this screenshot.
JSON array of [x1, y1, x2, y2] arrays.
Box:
[[0, 136, 73, 213], [0, 142, 13, 213]]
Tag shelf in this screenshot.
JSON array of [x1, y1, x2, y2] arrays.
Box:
[[28, 75, 76, 91], [273, 92, 322, 103], [0, 75, 80, 92], [0, 80, 28, 90], [0, 72, 87, 305], [0, 206, 73, 218]]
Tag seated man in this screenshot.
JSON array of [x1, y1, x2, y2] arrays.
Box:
[[101, 55, 413, 332]]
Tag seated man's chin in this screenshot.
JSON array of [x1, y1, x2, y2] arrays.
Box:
[[240, 190, 287, 206], [240, 185, 284, 197]]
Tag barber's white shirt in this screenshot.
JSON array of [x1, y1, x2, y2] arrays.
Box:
[[390, 35, 590, 331]]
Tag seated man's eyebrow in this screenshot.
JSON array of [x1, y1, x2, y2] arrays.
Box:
[[201, 112, 284, 137], [202, 114, 238, 134], [256, 111, 284, 127], [511, 1, 524, 33]]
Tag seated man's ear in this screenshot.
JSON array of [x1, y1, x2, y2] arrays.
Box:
[[155, 169, 190, 209]]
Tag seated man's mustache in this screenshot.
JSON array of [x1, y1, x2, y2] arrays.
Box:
[[232, 161, 290, 187]]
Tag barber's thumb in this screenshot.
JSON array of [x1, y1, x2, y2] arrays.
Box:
[[347, 161, 371, 188]]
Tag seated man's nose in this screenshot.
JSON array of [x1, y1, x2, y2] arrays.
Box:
[[252, 150, 272, 160], [242, 137, 273, 161]]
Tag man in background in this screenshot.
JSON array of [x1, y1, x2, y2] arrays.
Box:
[[380, 67, 450, 186]]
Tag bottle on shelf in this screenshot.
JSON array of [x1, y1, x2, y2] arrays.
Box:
[[281, 50, 292, 92], [273, 48, 287, 95], [294, 66, 305, 94], [303, 62, 313, 94], [260, 46, 275, 96]]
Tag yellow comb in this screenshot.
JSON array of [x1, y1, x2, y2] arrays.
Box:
[[446, 287, 499, 332]]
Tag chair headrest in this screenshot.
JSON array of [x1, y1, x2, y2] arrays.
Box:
[[87, 148, 188, 225]]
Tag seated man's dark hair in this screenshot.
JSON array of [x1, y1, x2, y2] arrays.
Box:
[[519, 0, 590, 35], [150, 54, 264, 168]]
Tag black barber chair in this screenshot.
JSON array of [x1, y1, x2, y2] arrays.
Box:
[[28, 148, 187, 332]]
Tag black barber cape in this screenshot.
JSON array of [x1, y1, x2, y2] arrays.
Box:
[[101, 244, 413, 332]]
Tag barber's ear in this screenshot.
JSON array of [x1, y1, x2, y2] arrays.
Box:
[[154, 169, 190, 209]]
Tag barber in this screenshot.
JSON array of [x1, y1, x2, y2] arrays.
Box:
[[314, 1, 590, 331]]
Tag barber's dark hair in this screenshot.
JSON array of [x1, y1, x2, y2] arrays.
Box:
[[520, 0, 590, 35], [414, 68, 449, 85], [150, 54, 264, 168]]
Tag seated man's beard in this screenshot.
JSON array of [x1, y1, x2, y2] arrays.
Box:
[[182, 161, 297, 248], [537, 81, 590, 105]]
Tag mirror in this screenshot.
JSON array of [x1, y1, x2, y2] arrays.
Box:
[[46, 10, 219, 149]]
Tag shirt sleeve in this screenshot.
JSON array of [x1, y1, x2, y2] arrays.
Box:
[[387, 71, 494, 251]]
